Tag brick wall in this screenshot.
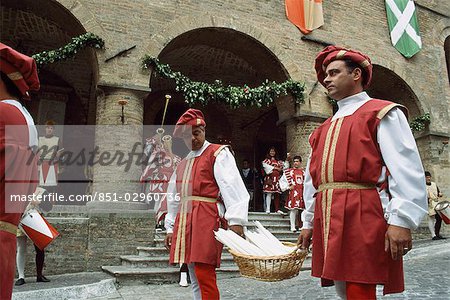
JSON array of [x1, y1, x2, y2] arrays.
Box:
[[22, 210, 155, 277]]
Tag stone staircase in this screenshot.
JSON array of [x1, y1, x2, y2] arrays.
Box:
[[102, 212, 309, 285]]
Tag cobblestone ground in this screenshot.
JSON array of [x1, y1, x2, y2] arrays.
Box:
[[97, 239, 450, 300]]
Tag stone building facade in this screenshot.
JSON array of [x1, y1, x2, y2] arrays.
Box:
[[1, 0, 449, 274]]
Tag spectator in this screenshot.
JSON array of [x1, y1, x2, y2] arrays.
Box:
[[425, 171, 445, 240]]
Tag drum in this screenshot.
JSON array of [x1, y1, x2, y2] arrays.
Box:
[[435, 201, 450, 225], [19, 208, 59, 250]]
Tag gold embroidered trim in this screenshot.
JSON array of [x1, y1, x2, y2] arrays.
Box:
[[174, 158, 194, 263], [213, 145, 228, 157], [180, 158, 194, 263], [0, 221, 17, 235], [323, 189, 333, 255], [376, 103, 405, 120], [318, 182, 376, 192], [336, 50, 347, 59], [327, 118, 343, 183], [360, 59, 370, 68], [321, 120, 337, 184], [182, 196, 217, 203], [7, 72, 23, 81]]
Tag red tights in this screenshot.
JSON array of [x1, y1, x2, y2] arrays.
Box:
[[194, 262, 219, 300], [346, 282, 376, 300]]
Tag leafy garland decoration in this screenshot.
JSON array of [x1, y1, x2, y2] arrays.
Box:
[[32, 33, 105, 67], [409, 112, 430, 132], [142, 56, 305, 108], [328, 94, 430, 132]]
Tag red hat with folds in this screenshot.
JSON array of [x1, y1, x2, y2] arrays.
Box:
[[173, 108, 206, 137], [314, 45, 373, 88], [0, 42, 40, 98]]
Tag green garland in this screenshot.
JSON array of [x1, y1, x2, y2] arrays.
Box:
[[32, 33, 105, 67], [142, 56, 305, 108], [410, 112, 430, 132]]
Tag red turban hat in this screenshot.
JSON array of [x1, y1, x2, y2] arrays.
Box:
[[173, 109, 206, 137], [0, 43, 40, 98], [314, 46, 372, 88]]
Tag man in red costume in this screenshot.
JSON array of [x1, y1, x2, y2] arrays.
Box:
[[298, 46, 427, 299], [164, 109, 249, 300], [0, 43, 39, 299]]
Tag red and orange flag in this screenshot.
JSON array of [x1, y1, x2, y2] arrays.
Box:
[[285, 0, 324, 34]]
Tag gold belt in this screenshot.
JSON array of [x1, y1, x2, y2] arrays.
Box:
[[0, 221, 18, 235], [182, 196, 217, 203], [318, 182, 376, 192]]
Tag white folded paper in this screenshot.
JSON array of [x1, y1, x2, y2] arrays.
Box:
[[214, 221, 295, 256]]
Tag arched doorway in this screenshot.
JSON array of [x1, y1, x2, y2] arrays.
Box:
[[1, 0, 99, 125], [1, 0, 99, 204], [144, 27, 292, 210], [368, 65, 422, 117]]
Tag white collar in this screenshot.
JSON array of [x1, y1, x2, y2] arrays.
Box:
[[186, 140, 211, 159], [1, 99, 38, 149], [332, 92, 372, 121]]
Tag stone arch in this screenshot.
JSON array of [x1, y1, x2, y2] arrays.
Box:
[[368, 64, 422, 117], [444, 34, 450, 85], [371, 57, 427, 114], [144, 26, 291, 180], [142, 14, 299, 78], [52, 0, 108, 39], [141, 14, 302, 121], [1, 0, 101, 125]]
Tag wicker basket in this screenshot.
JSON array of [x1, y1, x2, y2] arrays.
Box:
[[228, 242, 308, 282]]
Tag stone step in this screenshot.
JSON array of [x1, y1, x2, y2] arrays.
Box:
[[248, 212, 290, 220], [120, 254, 236, 268], [137, 246, 231, 257], [153, 235, 299, 247], [12, 272, 116, 300], [137, 246, 169, 257], [101, 265, 241, 285]]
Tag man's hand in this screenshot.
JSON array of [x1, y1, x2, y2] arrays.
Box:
[[229, 225, 244, 237], [164, 233, 173, 251], [385, 225, 412, 260], [297, 229, 313, 250]]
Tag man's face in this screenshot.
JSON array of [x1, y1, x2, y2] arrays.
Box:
[[183, 126, 205, 151], [426, 175, 432, 184], [293, 159, 301, 168], [243, 161, 249, 169], [323, 60, 361, 100]]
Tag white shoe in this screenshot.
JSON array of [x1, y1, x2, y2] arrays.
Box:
[[179, 272, 189, 287]]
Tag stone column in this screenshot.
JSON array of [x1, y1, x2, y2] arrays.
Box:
[[88, 84, 150, 211], [284, 112, 328, 162]]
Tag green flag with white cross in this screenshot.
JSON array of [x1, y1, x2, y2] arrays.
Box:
[[385, 0, 422, 58]]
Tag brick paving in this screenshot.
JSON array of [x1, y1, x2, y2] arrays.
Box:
[[100, 239, 450, 300]]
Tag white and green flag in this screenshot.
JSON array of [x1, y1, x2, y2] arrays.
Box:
[[385, 0, 422, 58]]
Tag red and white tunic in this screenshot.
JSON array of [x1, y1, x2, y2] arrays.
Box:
[[165, 141, 248, 267], [38, 135, 59, 187], [279, 168, 304, 210], [262, 158, 285, 193], [302, 92, 427, 295], [1, 100, 38, 298], [140, 137, 181, 222]]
